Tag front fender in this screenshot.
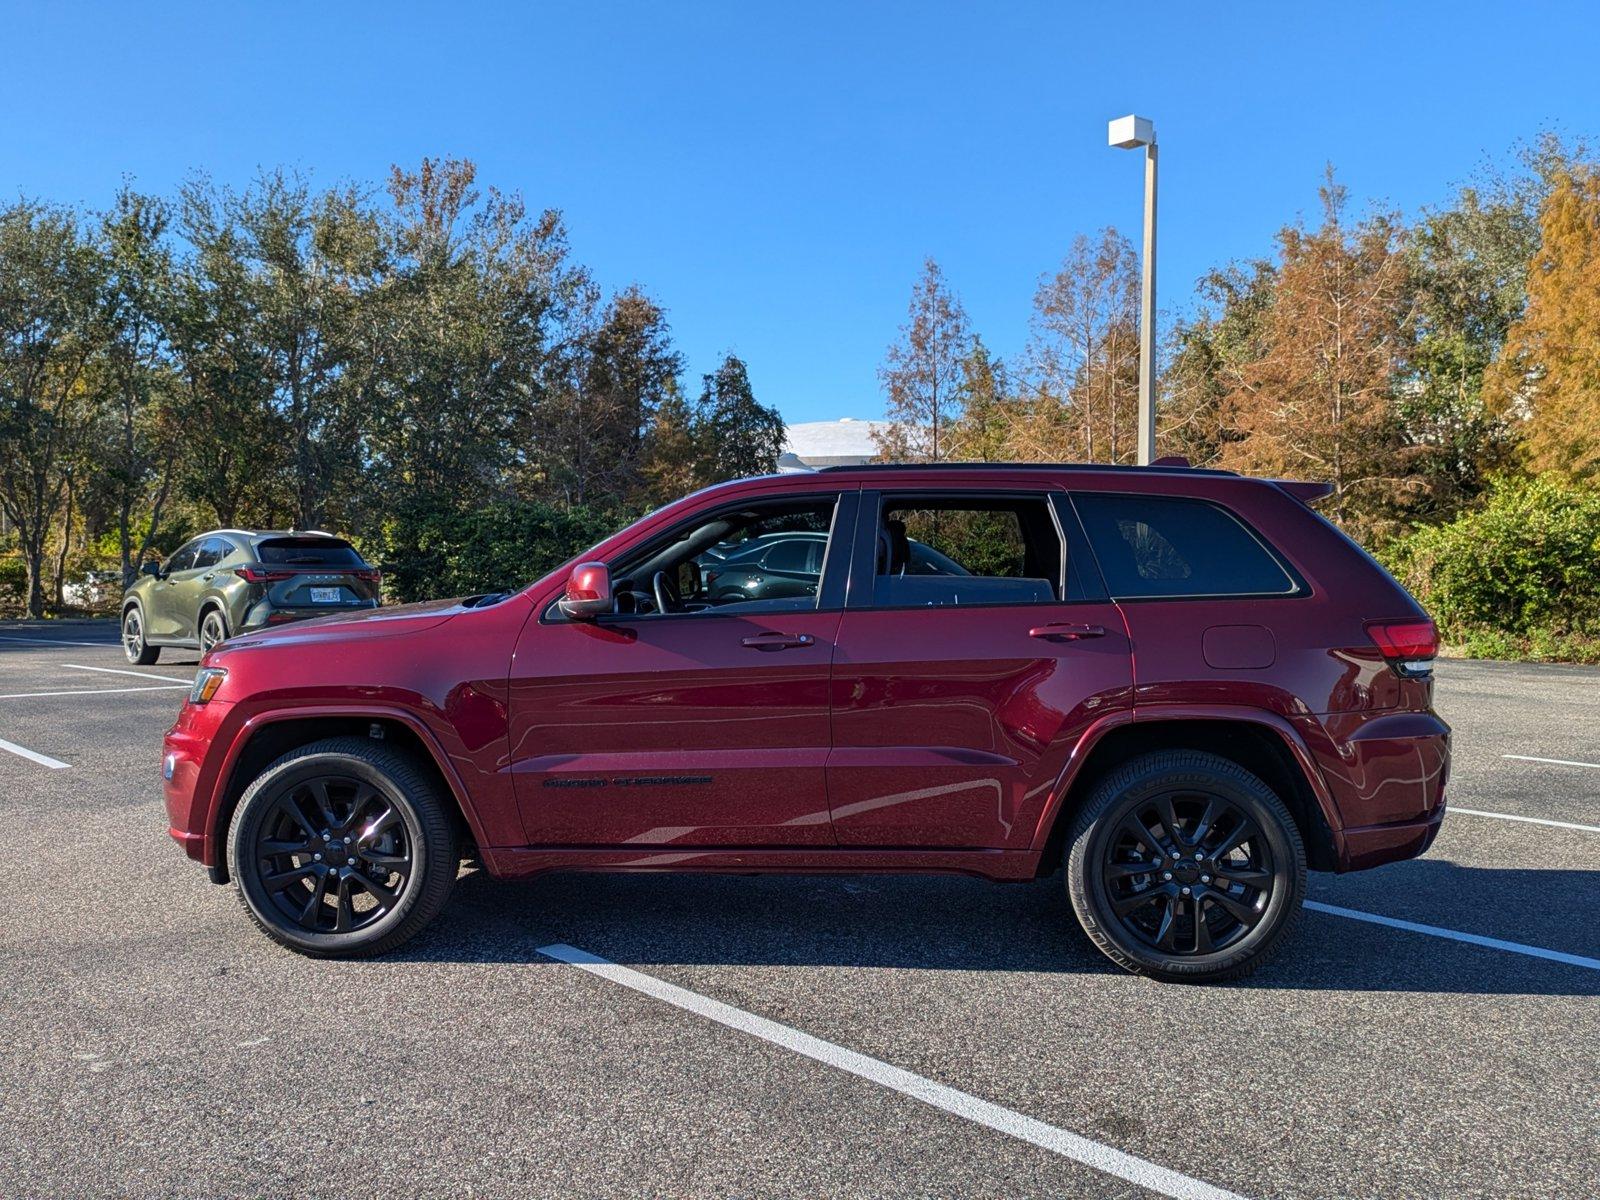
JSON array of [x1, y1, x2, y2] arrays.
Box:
[[198, 703, 495, 869]]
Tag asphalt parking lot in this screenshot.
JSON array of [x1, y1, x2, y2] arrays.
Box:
[[0, 621, 1596, 1199]]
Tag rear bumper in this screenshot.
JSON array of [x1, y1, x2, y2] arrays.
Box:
[[1337, 805, 1445, 872], [240, 600, 379, 630], [1307, 709, 1450, 871]]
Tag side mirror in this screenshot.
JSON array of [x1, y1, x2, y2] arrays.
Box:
[[558, 561, 613, 620], [140, 560, 162, 579]]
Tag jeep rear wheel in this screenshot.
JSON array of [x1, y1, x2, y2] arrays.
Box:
[[227, 737, 458, 958], [122, 606, 159, 665], [1065, 750, 1305, 983]]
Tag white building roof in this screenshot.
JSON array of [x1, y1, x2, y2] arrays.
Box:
[[782, 417, 887, 467]]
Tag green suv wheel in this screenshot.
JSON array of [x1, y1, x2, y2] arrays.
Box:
[[199, 608, 228, 655], [122, 606, 160, 665]]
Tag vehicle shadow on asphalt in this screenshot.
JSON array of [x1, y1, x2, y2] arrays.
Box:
[[394, 859, 1600, 996]]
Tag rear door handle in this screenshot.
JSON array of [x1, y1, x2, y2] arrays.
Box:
[[742, 631, 816, 650], [1029, 622, 1105, 641]]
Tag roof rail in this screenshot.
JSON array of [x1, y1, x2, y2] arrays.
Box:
[[815, 461, 1237, 477]]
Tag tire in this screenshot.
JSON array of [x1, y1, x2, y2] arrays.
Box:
[[199, 606, 228, 655], [1064, 750, 1306, 984], [227, 737, 458, 958], [122, 605, 159, 665]]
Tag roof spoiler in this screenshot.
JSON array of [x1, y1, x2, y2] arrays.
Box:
[[1273, 479, 1334, 505]]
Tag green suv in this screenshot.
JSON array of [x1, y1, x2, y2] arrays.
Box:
[[121, 530, 381, 664]]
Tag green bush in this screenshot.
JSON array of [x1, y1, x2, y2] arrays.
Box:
[[1383, 474, 1600, 656], [0, 553, 26, 615], [379, 498, 626, 604]]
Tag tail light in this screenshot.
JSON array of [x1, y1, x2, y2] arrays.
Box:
[[233, 566, 296, 583], [1367, 619, 1439, 678], [353, 569, 382, 583]]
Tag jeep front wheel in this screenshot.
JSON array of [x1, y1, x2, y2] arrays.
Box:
[[227, 737, 458, 958]]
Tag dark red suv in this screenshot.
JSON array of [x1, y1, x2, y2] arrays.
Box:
[[163, 464, 1449, 982]]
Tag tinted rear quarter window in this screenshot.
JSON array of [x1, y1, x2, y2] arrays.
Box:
[[1073, 494, 1298, 599], [256, 537, 365, 567]]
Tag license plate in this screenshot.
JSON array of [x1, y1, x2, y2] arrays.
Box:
[[309, 587, 342, 603]]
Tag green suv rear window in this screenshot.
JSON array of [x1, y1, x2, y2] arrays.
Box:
[[256, 538, 365, 567]]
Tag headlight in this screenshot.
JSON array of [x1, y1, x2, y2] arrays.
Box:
[[189, 667, 228, 704]]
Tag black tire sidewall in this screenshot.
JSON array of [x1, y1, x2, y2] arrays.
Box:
[[1067, 752, 1306, 982], [228, 743, 445, 956]]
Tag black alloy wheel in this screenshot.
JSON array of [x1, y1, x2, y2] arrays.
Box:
[[254, 776, 412, 934], [199, 608, 228, 655], [229, 737, 458, 957], [1065, 750, 1305, 983]]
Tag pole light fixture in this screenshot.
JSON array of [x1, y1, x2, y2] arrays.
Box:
[[1108, 114, 1158, 466]]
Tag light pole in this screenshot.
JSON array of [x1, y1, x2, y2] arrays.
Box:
[[1108, 114, 1157, 465]]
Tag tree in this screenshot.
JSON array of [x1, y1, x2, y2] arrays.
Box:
[[874, 258, 971, 462], [373, 158, 578, 534], [1403, 178, 1541, 512], [1158, 259, 1277, 467], [545, 286, 683, 505], [694, 353, 785, 482], [0, 202, 103, 616], [241, 172, 384, 529], [1486, 165, 1600, 481], [947, 337, 1013, 462], [1024, 229, 1139, 463], [1218, 172, 1418, 540], [639, 379, 700, 506], [89, 187, 184, 585], [169, 182, 288, 528]]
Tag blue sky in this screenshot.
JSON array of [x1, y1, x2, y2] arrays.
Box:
[[3, 1, 1595, 425]]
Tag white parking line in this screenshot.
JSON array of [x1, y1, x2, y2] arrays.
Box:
[[1451, 806, 1600, 834], [0, 684, 189, 701], [62, 663, 193, 684], [1306, 901, 1600, 971], [0, 634, 120, 647], [537, 942, 1244, 1200], [1503, 753, 1600, 771], [0, 736, 70, 769]]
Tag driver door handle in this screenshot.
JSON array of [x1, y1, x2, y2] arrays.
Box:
[[1029, 622, 1105, 641], [741, 631, 816, 650]]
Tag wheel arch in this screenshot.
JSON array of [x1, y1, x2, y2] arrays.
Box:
[[207, 709, 484, 884], [198, 598, 227, 630], [1034, 709, 1341, 875]]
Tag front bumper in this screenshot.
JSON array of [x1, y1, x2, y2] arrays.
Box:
[[163, 698, 235, 865]]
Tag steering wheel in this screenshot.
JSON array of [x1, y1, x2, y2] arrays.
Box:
[[652, 570, 681, 615]]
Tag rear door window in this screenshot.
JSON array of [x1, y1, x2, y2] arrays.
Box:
[[256, 537, 365, 567], [869, 495, 1064, 607], [1072, 494, 1299, 599], [191, 538, 232, 570]]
